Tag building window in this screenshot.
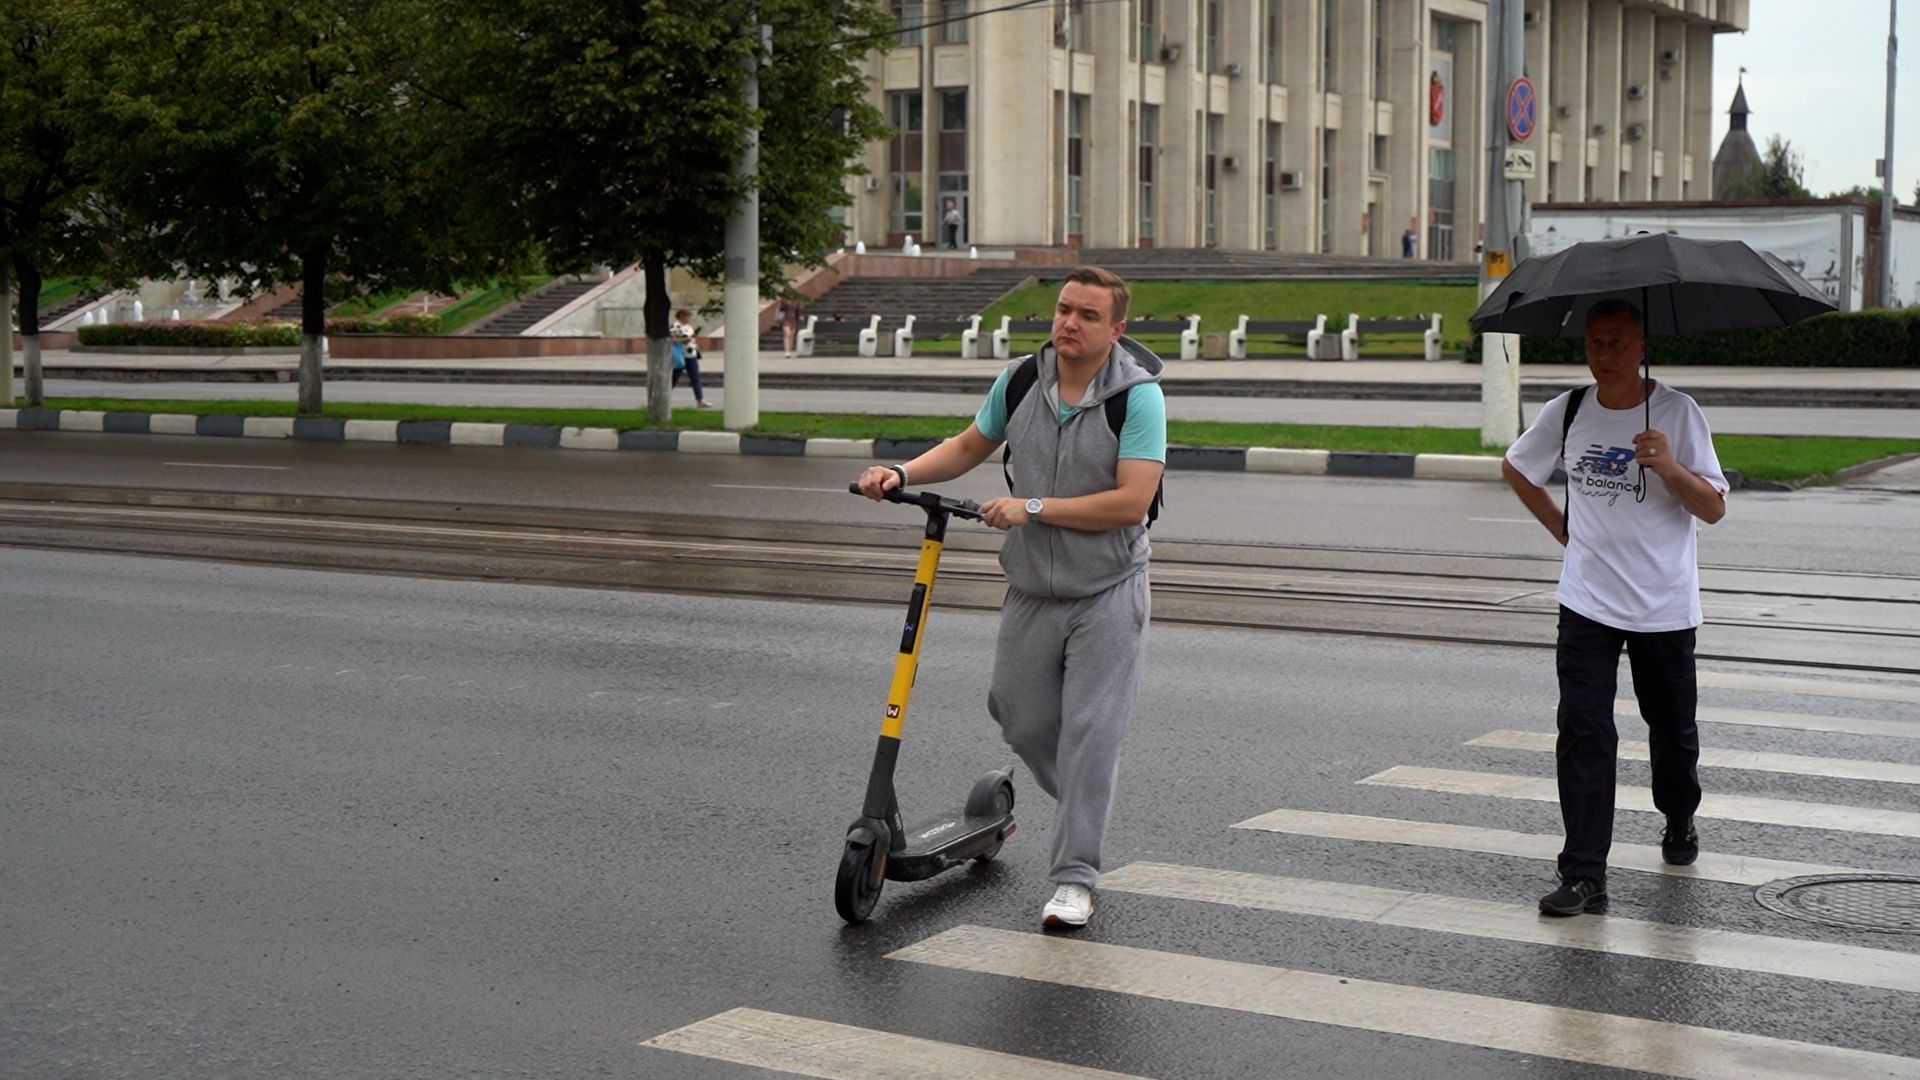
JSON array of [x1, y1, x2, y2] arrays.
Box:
[[938, 0, 967, 43], [1264, 0, 1280, 82], [1372, 0, 1386, 100], [1205, 0, 1220, 74], [1061, 0, 1088, 51], [1138, 105, 1157, 244], [1205, 114, 1220, 246], [1372, 133, 1387, 172], [938, 90, 969, 247], [1584, 165, 1594, 201], [1068, 94, 1088, 239], [1320, 128, 1334, 252], [1321, 0, 1336, 92], [888, 91, 924, 237], [1427, 145, 1454, 260], [1431, 15, 1455, 53], [890, 0, 923, 46], [1138, 0, 1158, 62], [1264, 122, 1281, 249]]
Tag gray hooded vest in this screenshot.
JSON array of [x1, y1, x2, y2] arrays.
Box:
[[999, 337, 1165, 600]]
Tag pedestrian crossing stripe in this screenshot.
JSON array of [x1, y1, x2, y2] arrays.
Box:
[[1619, 702, 1920, 741], [1097, 862, 1920, 995], [1698, 670, 1920, 705], [1362, 765, 1920, 839], [890, 926, 1920, 1080], [642, 1007, 1152, 1079], [1231, 808, 1868, 885], [1472, 729, 1920, 786]]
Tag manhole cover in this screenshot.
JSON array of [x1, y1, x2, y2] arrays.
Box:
[[1754, 874, 1920, 934]]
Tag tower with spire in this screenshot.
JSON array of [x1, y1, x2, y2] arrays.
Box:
[[1712, 73, 1763, 198]]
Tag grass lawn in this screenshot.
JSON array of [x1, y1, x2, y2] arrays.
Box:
[[979, 279, 1481, 350], [435, 276, 555, 332], [32, 396, 1916, 484]]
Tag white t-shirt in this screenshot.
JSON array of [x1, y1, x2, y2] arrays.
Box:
[[1505, 381, 1728, 633]]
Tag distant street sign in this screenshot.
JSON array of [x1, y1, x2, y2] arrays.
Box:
[[1507, 77, 1537, 141], [1503, 147, 1538, 180]]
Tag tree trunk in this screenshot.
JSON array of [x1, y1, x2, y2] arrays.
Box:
[[298, 249, 327, 414], [18, 260, 43, 407], [0, 263, 13, 406], [643, 253, 672, 424]]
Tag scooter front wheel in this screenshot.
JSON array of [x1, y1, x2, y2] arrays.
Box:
[[834, 835, 887, 923]]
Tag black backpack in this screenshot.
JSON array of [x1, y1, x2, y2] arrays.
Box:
[[1002, 354, 1164, 527]]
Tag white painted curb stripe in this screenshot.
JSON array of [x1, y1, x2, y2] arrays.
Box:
[[891, 926, 1920, 1080], [1474, 729, 1920, 786], [1099, 861, 1920, 996], [1412, 453, 1506, 481], [678, 430, 741, 454], [1625, 702, 1920, 741], [343, 419, 399, 442], [1362, 765, 1920, 838], [642, 1007, 1148, 1079], [0, 409, 15, 429], [1700, 670, 1920, 705], [1245, 447, 1329, 474], [149, 413, 197, 435], [1230, 808, 1866, 885], [805, 437, 876, 458], [448, 422, 504, 446], [59, 410, 106, 431], [559, 426, 618, 451], [242, 417, 294, 439]]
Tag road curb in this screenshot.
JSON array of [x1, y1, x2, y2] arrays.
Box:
[[0, 406, 1694, 486]]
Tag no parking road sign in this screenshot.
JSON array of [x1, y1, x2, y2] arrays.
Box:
[[1506, 77, 1537, 142]]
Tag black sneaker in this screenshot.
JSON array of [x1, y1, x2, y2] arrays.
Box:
[[1662, 818, 1699, 866], [1539, 877, 1607, 916]]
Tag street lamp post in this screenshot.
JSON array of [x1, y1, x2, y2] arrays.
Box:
[[1883, 0, 1899, 310], [1479, 0, 1528, 447], [723, 21, 769, 432]]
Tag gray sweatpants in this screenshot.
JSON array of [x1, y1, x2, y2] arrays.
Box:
[[987, 570, 1150, 889]]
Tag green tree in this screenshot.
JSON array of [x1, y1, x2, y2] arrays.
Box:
[[1725, 135, 1812, 200], [0, 0, 112, 406], [458, 0, 886, 421], [100, 0, 524, 413]]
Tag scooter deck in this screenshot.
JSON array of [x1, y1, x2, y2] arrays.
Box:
[[886, 807, 1014, 882]]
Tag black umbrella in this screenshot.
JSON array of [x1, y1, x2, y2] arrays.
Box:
[[1468, 232, 1836, 501]]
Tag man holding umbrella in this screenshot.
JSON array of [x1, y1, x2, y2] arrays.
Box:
[[1473, 233, 1833, 916]]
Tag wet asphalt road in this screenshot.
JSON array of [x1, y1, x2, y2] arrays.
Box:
[[4, 435, 1920, 1078]]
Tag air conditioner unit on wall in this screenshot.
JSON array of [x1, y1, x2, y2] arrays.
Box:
[[1626, 123, 1646, 141], [1161, 42, 1182, 63], [1661, 50, 1679, 63], [1557, 104, 1574, 118], [864, 176, 882, 191], [1279, 170, 1303, 190], [1222, 155, 1241, 171], [1626, 84, 1646, 100], [1523, 9, 1541, 27], [1223, 62, 1243, 77], [1591, 122, 1608, 135]]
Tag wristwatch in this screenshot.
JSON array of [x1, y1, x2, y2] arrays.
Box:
[[1025, 497, 1044, 521]]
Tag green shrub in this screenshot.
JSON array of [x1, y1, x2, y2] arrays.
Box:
[[1464, 309, 1920, 366], [77, 321, 300, 348], [325, 313, 442, 335]]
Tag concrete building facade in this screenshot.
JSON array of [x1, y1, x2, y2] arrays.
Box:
[[847, 0, 1749, 259]]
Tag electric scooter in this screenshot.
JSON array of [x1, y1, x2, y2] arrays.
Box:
[[835, 482, 1016, 924]]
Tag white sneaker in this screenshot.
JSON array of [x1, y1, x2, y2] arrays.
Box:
[[1042, 883, 1093, 929]]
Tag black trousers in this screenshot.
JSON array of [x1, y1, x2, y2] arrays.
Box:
[[1555, 606, 1701, 881]]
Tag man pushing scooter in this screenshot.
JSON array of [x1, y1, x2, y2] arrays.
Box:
[[857, 266, 1166, 929]]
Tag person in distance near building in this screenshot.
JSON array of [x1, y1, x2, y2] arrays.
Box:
[[856, 266, 1166, 931], [1500, 298, 1729, 917]]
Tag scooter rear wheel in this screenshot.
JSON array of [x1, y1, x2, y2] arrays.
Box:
[[834, 837, 886, 923], [967, 774, 1016, 863]]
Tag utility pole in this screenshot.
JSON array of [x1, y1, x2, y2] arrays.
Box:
[[1883, 0, 1898, 310], [723, 20, 769, 432], [1480, 0, 1529, 447]]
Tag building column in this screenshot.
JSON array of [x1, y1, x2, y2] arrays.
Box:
[[1586, 0, 1623, 202], [974, 5, 1056, 245], [1383, 0, 1423, 259], [1651, 15, 1687, 201], [1620, 5, 1655, 200], [1684, 21, 1715, 201], [1548, 0, 1589, 202], [1279, 0, 1319, 251]]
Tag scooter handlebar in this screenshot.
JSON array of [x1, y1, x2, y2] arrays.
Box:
[[847, 481, 983, 521]]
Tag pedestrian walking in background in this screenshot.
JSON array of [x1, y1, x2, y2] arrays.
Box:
[[1402, 226, 1418, 258], [669, 308, 714, 410], [779, 297, 805, 357], [943, 200, 963, 249], [1500, 298, 1728, 917], [856, 266, 1166, 931]]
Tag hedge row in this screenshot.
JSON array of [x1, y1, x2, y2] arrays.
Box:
[[75, 313, 443, 348], [1464, 309, 1920, 367], [78, 321, 301, 348]]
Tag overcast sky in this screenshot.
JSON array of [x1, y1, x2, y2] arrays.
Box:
[[1711, 0, 1915, 200]]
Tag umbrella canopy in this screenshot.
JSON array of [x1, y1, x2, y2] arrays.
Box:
[[1469, 232, 1836, 338]]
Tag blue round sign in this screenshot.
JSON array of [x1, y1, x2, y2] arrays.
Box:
[[1507, 77, 1537, 141]]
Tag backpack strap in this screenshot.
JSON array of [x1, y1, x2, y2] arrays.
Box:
[[1001, 355, 1163, 529], [1559, 386, 1588, 537], [1103, 389, 1164, 528]]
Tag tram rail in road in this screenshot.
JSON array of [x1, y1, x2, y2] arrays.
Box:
[[1, 481, 1916, 675]]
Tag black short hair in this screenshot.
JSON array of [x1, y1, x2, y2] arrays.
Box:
[[1586, 298, 1644, 333]]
